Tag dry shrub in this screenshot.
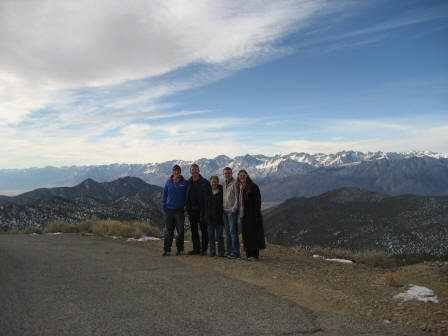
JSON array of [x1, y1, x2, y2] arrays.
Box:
[[311, 246, 353, 260], [354, 250, 396, 268], [44, 221, 78, 233], [183, 229, 192, 241], [23, 226, 42, 234], [90, 220, 109, 236], [88, 218, 162, 238], [75, 219, 94, 233], [107, 220, 123, 236], [384, 272, 405, 287]]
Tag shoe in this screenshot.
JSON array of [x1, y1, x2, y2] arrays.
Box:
[[187, 250, 200, 255], [176, 250, 183, 256], [248, 257, 258, 262], [241, 255, 248, 260], [162, 251, 170, 256], [200, 250, 207, 256], [219, 253, 226, 258], [209, 253, 216, 257], [227, 254, 237, 259]]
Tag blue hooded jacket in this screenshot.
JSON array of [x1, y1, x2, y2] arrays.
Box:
[[162, 175, 187, 212]]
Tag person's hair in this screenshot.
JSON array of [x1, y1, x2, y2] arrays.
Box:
[[223, 167, 232, 172], [238, 169, 254, 194], [210, 175, 219, 183], [190, 163, 199, 170]]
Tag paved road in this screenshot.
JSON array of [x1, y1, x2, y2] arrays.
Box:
[[0, 234, 423, 336]]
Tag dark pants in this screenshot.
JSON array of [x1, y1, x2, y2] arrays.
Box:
[[189, 211, 208, 252], [246, 249, 259, 259], [164, 209, 184, 252], [208, 223, 224, 255]]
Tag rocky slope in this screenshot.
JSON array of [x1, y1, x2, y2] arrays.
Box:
[[0, 177, 163, 230], [263, 187, 448, 256]]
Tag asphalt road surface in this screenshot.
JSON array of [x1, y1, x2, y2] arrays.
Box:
[[0, 234, 423, 336]]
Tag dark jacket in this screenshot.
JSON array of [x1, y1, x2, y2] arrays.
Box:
[[185, 174, 209, 214], [204, 185, 224, 226], [241, 183, 266, 250], [162, 175, 187, 212]]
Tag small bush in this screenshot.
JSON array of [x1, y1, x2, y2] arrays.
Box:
[[353, 250, 396, 268], [384, 272, 405, 287], [75, 220, 93, 233], [183, 229, 192, 241], [44, 221, 78, 233], [89, 219, 162, 238], [23, 226, 42, 234], [310, 246, 396, 267], [311, 246, 353, 260], [90, 220, 109, 236]]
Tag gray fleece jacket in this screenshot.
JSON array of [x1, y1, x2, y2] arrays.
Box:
[[222, 178, 239, 212]]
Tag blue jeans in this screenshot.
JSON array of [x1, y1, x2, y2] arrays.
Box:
[[208, 223, 224, 255], [223, 210, 240, 257]]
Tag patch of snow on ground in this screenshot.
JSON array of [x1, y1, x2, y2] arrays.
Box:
[[394, 285, 439, 303], [47, 232, 62, 235], [313, 254, 322, 258], [111, 236, 121, 239], [29, 233, 40, 236], [325, 258, 354, 264], [126, 236, 161, 242]]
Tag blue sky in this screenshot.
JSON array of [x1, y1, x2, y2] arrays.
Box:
[[0, 0, 447, 168]]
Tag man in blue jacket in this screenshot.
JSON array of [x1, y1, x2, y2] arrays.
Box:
[[186, 164, 210, 255], [162, 164, 188, 256]]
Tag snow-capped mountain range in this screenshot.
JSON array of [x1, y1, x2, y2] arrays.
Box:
[[0, 150, 447, 197]]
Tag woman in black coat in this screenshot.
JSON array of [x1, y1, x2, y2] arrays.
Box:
[[203, 176, 225, 257], [237, 169, 265, 261]]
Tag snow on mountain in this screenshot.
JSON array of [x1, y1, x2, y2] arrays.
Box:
[[0, 151, 447, 195]]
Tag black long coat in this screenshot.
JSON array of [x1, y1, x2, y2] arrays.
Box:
[[241, 183, 266, 250], [203, 185, 224, 226]]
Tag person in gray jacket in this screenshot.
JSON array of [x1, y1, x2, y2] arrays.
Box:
[[222, 167, 240, 258]]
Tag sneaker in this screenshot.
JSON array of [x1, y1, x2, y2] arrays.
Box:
[[162, 251, 170, 256], [248, 257, 258, 262], [187, 250, 200, 255], [176, 250, 183, 256], [241, 255, 248, 260], [227, 254, 237, 259]]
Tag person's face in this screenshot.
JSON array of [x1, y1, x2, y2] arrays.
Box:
[[190, 166, 199, 178], [238, 172, 247, 183], [173, 169, 181, 178], [223, 169, 232, 181], [210, 178, 218, 189]]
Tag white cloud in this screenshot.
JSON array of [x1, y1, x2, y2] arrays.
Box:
[[0, 115, 260, 168], [0, 0, 331, 124], [277, 124, 448, 154]]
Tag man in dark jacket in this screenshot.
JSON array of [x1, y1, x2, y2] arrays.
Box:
[[161, 165, 187, 256], [185, 164, 210, 255]]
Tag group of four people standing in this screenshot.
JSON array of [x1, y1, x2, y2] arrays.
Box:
[[161, 164, 265, 261]]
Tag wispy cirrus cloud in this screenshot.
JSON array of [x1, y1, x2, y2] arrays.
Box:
[[0, 0, 335, 125], [277, 121, 448, 154]]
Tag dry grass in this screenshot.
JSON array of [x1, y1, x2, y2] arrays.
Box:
[[89, 219, 162, 238], [42, 217, 162, 238], [353, 250, 396, 268], [22, 226, 42, 234], [311, 246, 396, 267], [44, 221, 78, 233], [384, 272, 405, 287]]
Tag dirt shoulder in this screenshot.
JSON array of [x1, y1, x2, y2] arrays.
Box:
[[140, 239, 447, 336]]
